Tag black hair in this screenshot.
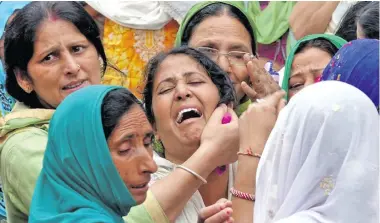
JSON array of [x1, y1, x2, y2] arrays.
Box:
[[0, 9, 20, 40], [295, 38, 339, 57], [357, 1, 379, 39], [181, 2, 256, 55], [335, 1, 371, 41], [101, 88, 143, 140], [4, 1, 107, 108], [143, 46, 236, 125]]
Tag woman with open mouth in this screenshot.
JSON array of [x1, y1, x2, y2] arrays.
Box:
[[29, 86, 159, 223], [141, 46, 239, 222], [0, 2, 106, 222]]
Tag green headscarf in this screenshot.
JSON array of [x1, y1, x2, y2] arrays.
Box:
[[175, 1, 257, 50], [247, 1, 295, 45], [29, 85, 136, 223], [281, 34, 347, 100]]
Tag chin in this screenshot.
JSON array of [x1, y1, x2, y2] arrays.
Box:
[[133, 194, 148, 205]]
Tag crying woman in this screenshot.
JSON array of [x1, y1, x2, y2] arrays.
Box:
[[142, 46, 240, 222]]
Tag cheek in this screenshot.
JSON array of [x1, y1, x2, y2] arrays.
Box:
[[111, 155, 132, 183], [202, 86, 220, 119], [232, 65, 249, 82]]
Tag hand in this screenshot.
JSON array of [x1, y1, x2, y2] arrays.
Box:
[[200, 104, 239, 167], [198, 199, 234, 223], [240, 54, 281, 101], [239, 90, 286, 155]]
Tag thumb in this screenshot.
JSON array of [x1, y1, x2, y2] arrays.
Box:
[[207, 104, 228, 125]]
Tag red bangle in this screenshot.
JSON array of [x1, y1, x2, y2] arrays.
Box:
[[230, 187, 255, 201]]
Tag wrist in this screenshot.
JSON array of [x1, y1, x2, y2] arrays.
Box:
[[183, 144, 215, 179]]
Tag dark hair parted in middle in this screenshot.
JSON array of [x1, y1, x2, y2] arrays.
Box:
[[101, 88, 143, 140], [295, 38, 339, 57], [335, 1, 371, 41], [143, 46, 236, 125], [180, 2, 257, 55], [4, 1, 107, 108]]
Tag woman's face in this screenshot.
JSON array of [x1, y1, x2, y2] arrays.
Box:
[[152, 54, 220, 163], [289, 47, 332, 99], [22, 19, 102, 108], [188, 14, 252, 102], [107, 105, 158, 205]]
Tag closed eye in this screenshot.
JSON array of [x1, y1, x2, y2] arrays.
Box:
[[289, 83, 303, 90], [189, 81, 204, 85], [118, 148, 130, 156], [158, 87, 174, 95]]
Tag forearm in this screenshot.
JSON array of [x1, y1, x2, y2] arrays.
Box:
[[290, 2, 339, 40], [150, 145, 215, 222], [232, 137, 267, 223]]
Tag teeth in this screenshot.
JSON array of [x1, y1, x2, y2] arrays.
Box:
[[132, 183, 146, 189], [176, 108, 201, 123], [64, 81, 83, 89]]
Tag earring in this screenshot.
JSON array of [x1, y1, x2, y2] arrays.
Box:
[[25, 86, 33, 94], [77, 64, 81, 69]]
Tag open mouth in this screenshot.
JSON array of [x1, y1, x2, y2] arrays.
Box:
[[130, 183, 148, 189], [176, 108, 202, 124], [62, 80, 85, 90]]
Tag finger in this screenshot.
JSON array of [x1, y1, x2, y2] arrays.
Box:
[[241, 81, 258, 100], [204, 208, 233, 223], [224, 217, 234, 223], [227, 108, 238, 122], [199, 202, 228, 221], [246, 60, 259, 83], [207, 104, 228, 125], [215, 198, 229, 204]]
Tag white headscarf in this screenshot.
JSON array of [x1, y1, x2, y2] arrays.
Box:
[[255, 81, 379, 223], [85, 1, 198, 30]]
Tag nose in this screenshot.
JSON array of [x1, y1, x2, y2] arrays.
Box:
[[216, 54, 232, 74], [63, 52, 80, 76], [139, 148, 158, 174], [174, 83, 192, 101]]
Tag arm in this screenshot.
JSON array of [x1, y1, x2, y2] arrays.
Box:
[[150, 146, 215, 222], [231, 140, 263, 223], [125, 190, 169, 223], [289, 2, 339, 40], [150, 105, 239, 222], [1, 129, 47, 215], [232, 91, 286, 223]]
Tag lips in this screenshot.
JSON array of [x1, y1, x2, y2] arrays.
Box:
[[62, 80, 85, 90], [130, 182, 148, 189]]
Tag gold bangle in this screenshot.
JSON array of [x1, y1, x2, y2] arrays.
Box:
[[177, 165, 207, 184]]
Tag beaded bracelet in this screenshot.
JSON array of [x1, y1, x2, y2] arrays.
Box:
[[230, 187, 255, 201], [177, 165, 207, 184]]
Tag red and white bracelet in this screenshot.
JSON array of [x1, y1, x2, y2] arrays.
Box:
[[230, 187, 255, 201]]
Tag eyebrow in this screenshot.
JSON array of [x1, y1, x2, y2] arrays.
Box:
[[36, 40, 88, 59], [155, 71, 203, 92], [117, 131, 154, 143], [291, 66, 326, 78], [229, 44, 250, 52]]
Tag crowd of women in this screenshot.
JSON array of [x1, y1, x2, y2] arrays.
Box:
[[0, 1, 378, 223]]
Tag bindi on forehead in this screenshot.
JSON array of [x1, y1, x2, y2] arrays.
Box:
[[48, 13, 59, 22]]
